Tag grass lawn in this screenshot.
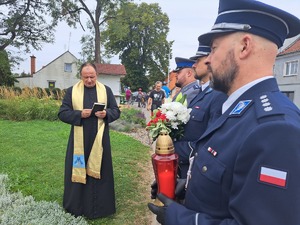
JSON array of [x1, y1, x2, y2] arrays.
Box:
[[0, 119, 153, 225]]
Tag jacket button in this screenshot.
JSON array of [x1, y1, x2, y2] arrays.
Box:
[[195, 152, 198, 157], [202, 166, 207, 173]]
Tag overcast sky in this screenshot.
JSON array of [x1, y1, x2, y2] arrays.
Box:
[[11, 0, 300, 74]]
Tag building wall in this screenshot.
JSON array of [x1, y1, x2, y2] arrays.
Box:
[[32, 52, 79, 90], [15, 51, 124, 104], [15, 52, 78, 90], [15, 76, 33, 88], [274, 52, 300, 108], [98, 74, 124, 104]]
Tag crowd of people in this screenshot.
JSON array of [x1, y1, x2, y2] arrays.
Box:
[[57, 0, 300, 224]]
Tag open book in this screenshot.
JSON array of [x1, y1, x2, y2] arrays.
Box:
[[91, 103, 105, 114]]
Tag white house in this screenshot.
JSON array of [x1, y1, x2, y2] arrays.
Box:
[[275, 36, 300, 108], [15, 51, 126, 103]]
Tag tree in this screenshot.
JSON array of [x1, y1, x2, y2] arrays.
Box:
[[0, 0, 56, 52], [1, 0, 57, 77], [102, 2, 172, 91], [0, 50, 17, 86], [49, 0, 129, 63]]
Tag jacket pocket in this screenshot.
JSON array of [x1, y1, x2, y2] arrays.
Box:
[[190, 150, 225, 208], [190, 108, 205, 122]]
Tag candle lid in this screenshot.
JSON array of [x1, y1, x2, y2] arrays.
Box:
[[155, 131, 175, 155]]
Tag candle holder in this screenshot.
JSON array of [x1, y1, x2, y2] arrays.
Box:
[[151, 131, 178, 206]]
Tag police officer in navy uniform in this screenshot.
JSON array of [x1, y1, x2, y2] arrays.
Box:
[[174, 44, 227, 178], [148, 0, 300, 224], [172, 57, 199, 105]]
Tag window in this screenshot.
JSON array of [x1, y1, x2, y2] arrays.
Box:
[[64, 63, 72, 72], [285, 60, 298, 76], [48, 81, 55, 89], [281, 91, 294, 102]]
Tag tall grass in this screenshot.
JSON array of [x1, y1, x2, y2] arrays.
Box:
[[0, 86, 65, 100], [0, 86, 62, 121]]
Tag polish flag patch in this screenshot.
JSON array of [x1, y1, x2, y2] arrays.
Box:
[[259, 167, 287, 188]]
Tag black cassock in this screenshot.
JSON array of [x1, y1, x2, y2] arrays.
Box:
[[58, 85, 120, 219]]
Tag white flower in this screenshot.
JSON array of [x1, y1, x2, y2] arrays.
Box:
[[170, 121, 179, 129], [159, 101, 191, 129], [147, 100, 191, 141]]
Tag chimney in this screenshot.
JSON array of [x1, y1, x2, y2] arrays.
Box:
[[30, 55, 36, 76]]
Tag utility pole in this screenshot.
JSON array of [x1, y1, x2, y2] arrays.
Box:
[[167, 43, 171, 88]]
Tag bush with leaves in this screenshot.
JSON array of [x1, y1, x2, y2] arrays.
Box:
[[110, 107, 146, 132], [0, 174, 88, 225]]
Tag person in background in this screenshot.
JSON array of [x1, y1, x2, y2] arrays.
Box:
[[162, 81, 171, 98], [173, 43, 227, 178], [172, 57, 199, 105], [148, 0, 300, 224], [137, 87, 145, 107], [58, 62, 120, 219], [147, 81, 165, 115], [125, 87, 132, 105]]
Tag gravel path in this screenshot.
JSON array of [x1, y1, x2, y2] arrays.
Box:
[[125, 104, 160, 225]]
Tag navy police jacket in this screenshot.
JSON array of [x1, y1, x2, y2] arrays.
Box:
[[166, 78, 300, 225], [174, 86, 227, 177]]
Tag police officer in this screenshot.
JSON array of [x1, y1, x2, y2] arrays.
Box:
[[172, 57, 199, 105], [148, 0, 300, 224], [174, 44, 227, 178]]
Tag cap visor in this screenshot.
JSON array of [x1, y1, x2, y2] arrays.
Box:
[[198, 29, 237, 46]]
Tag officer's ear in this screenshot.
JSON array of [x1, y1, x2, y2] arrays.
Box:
[[239, 34, 253, 59]]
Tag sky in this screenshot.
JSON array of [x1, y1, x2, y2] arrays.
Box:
[[11, 0, 300, 74]]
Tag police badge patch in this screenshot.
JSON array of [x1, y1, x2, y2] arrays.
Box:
[[230, 100, 252, 115]]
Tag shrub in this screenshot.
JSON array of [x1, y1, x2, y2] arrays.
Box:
[[13, 87, 22, 95], [0, 174, 88, 225], [0, 98, 60, 121], [110, 107, 146, 132], [120, 107, 146, 126]]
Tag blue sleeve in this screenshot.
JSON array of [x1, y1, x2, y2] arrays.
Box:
[[166, 203, 236, 225]]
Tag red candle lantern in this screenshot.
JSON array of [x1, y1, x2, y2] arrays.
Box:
[[151, 131, 178, 205]]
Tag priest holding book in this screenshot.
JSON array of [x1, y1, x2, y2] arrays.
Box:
[[58, 62, 120, 219]]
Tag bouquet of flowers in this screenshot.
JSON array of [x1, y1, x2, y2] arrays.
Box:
[[146, 100, 192, 141]]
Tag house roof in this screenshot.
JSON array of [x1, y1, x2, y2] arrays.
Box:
[[278, 36, 300, 56], [95, 63, 126, 76]]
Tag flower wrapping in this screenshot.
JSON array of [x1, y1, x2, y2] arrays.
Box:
[[147, 101, 192, 141]]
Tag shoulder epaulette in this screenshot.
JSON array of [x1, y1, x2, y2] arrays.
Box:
[[254, 93, 284, 120]]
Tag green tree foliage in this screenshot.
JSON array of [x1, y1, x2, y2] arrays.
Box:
[[0, 0, 56, 52], [49, 0, 129, 64], [102, 2, 172, 91], [0, 50, 16, 86]]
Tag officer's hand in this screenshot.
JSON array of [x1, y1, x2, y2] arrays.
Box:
[[151, 179, 186, 200], [148, 193, 175, 225], [175, 178, 186, 200], [150, 180, 157, 199]]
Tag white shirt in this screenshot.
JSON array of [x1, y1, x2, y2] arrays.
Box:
[[201, 81, 210, 91], [222, 76, 273, 114]]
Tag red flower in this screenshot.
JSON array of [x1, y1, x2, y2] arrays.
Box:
[[147, 110, 168, 127], [156, 110, 162, 117]]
